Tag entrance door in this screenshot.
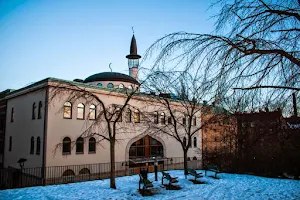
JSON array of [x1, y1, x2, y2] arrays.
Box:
[[128, 135, 164, 173]]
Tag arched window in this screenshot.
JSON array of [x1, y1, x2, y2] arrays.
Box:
[[97, 83, 103, 87], [76, 137, 84, 154], [115, 108, 122, 122], [149, 137, 164, 156], [183, 137, 187, 147], [160, 112, 165, 124], [107, 83, 114, 88], [62, 137, 71, 154], [127, 85, 133, 90], [182, 117, 186, 126], [118, 83, 124, 89], [77, 103, 85, 119], [167, 116, 172, 124], [30, 137, 34, 154], [89, 137, 96, 153], [79, 168, 90, 175], [11, 108, 14, 122], [89, 105, 96, 120], [129, 136, 164, 159], [32, 103, 36, 119], [133, 110, 140, 123], [62, 169, 75, 177], [63, 102, 72, 119], [38, 101, 42, 119], [9, 136, 12, 151], [154, 112, 158, 124], [194, 137, 197, 148], [126, 109, 131, 122], [36, 137, 41, 155]]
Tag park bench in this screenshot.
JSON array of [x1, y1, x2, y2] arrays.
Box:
[[138, 169, 153, 195], [187, 168, 202, 181], [161, 171, 178, 188], [205, 165, 221, 178]]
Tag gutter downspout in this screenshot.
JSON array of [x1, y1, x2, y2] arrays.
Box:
[[2, 98, 8, 167], [42, 86, 49, 185]]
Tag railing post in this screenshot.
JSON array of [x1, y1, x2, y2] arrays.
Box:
[[42, 166, 46, 186], [20, 166, 23, 188], [98, 163, 101, 179]]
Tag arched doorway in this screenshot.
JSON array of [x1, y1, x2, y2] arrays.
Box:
[[128, 135, 165, 172]]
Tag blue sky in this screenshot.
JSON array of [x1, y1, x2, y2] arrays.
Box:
[[0, 0, 217, 91]]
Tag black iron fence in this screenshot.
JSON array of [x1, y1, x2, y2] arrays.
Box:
[[0, 157, 202, 190]]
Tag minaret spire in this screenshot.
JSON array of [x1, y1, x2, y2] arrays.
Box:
[[126, 33, 141, 81]]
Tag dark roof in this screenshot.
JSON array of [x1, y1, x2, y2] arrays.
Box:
[[234, 110, 282, 121], [0, 89, 14, 96], [126, 35, 141, 59], [83, 72, 140, 85], [5, 77, 191, 105]]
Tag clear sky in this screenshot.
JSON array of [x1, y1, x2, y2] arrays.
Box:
[[0, 0, 217, 91]]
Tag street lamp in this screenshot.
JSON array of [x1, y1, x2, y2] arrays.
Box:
[[18, 158, 27, 168], [17, 158, 27, 187], [153, 157, 158, 181]]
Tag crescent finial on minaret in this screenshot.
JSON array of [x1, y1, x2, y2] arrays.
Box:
[[109, 63, 112, 72]]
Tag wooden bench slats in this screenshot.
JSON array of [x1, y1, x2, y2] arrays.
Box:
[[139, 174, 153, 190], [187, 168, 202, 180], [205, 165, 221, 178], [162, 171, 178, 186]]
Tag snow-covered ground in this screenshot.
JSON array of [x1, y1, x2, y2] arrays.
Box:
[[1, 170, 300, 200]]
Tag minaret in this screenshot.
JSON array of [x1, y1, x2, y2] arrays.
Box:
[[126, 34, 141, 81]]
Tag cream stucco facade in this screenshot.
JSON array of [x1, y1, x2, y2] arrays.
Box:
[[4, 78, 202, 172]]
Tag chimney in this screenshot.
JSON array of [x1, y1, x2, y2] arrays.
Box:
[[293, 92, 297, 117], [265, 107, 269, 112]]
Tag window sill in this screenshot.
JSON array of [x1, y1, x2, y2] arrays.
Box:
[[62, 152, 71, 155], [76, 152, 84, 155], [63, 117, 72, 120], [88, 151, 96, 154], [77, 118, 85, 120]]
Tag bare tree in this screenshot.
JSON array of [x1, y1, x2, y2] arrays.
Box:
[[142, 71, 221, 175], [144, 0, 300, 108], [49, 80, 140, 189]]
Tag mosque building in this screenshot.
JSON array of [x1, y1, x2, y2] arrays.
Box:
[[3, 35, 201, 182]]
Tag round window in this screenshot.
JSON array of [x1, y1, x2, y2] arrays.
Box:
[[107, 83, 114, 88], [118, 84, 124, 89], [97, 83, 103, 87], [128, 85, 133, 90]]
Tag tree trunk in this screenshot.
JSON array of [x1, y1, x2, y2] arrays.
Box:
[[183, 149, 188, 176], [110, 139, 116, 189]]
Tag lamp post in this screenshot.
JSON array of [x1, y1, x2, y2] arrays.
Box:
[[153, 157, 158, 181], [17, 158, 27, 187]]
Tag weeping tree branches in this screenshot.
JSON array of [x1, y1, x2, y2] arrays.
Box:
[[144, 0, 300, 109]]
